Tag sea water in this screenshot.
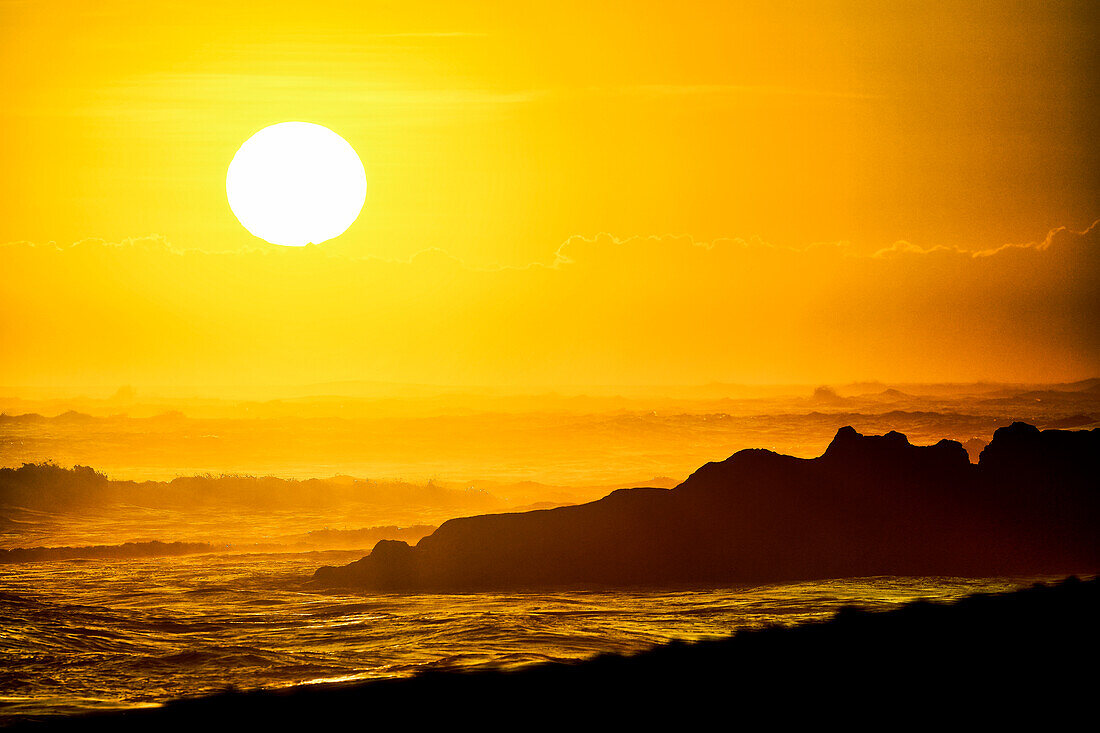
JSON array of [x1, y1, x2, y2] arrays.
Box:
[[0, 552, 1043, 721]]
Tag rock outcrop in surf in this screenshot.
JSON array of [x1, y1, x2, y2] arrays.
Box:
[[313, 423, 1099, 589]]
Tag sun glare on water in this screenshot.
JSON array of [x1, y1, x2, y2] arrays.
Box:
[[226, 122, 367, 247]]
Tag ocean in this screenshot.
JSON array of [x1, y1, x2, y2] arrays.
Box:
[[0, 552, 1044, 722]]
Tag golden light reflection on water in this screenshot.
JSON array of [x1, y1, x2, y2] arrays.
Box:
[[0, 551, 1049, 720]]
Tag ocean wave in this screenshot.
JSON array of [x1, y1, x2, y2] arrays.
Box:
[[0, 552, 1053, 721]]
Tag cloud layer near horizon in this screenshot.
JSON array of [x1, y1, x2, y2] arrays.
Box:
[[1, 223, 1096, 389]]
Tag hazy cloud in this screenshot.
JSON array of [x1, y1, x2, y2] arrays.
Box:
[[0, 223, 1096, 387]]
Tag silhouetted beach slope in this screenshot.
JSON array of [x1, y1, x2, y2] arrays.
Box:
[[25, 576, 1098, 730], [315, 423, 1099, 589]]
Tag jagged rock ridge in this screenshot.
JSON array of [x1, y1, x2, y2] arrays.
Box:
[[314, 423, 1099, 589]]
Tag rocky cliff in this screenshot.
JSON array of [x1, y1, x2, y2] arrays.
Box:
[[313, 423, 1099, 589]]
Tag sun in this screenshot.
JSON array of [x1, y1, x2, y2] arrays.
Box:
[[226, 122, 367, 247]]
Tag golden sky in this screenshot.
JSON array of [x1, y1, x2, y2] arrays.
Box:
[[1, 1, 1097, 390]]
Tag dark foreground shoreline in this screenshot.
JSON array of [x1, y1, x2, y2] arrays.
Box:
[[9, 575, 1097, 730]]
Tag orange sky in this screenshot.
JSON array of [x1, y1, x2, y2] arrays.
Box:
[[1, 1, 1097, 390]]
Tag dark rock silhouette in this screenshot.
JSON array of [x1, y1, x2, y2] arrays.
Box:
[[314, 423, 1099, 590], [25, 576, 1098, 729], [0, 463, 504, 514], [0, 541, 216, 563]]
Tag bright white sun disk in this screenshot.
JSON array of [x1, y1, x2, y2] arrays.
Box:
[[226, 122, 366, 246]]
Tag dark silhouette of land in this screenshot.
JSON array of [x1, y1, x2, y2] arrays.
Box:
[[0, 462, 504, 513], [0, 541, 215, 563], [315, 423, 1100, 590], [12, 576, 1096, 729]]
